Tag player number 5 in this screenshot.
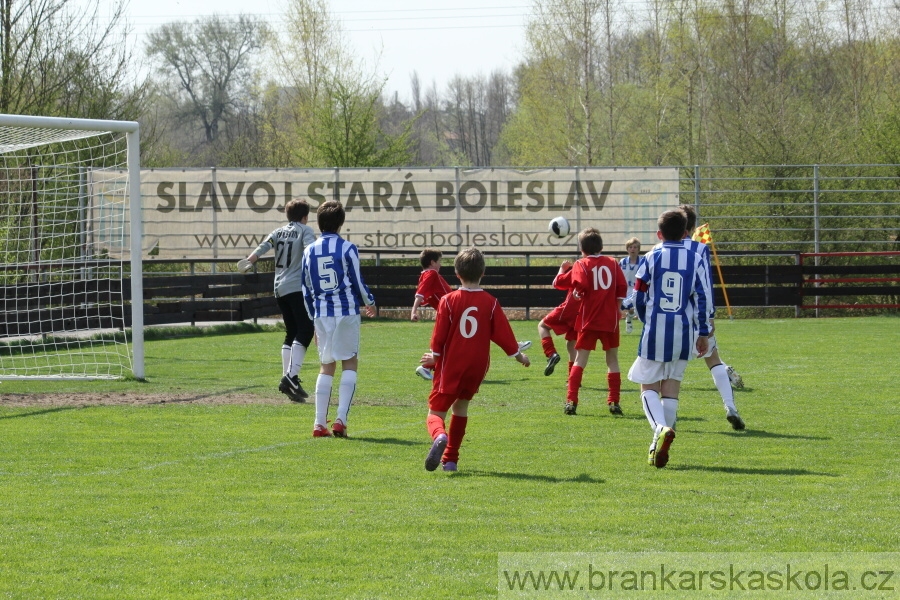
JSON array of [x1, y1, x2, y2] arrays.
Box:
[[317, 256, 338, 291]]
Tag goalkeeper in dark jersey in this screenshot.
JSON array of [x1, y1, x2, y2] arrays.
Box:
[[239, 199, 317, 402]]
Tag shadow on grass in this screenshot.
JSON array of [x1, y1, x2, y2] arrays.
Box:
[[145, 386, 262, 404], [688, 386, 754, 393], [689, 428, 830, 441], [351, 436, 420, 446], [452, 469, 604, 484], [0, 406, 81, 419], [669, 464, 838, 477]]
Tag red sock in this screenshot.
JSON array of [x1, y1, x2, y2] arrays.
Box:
[[443, 415, 468, 463], [568, 361, 574, 375], [427, 414, 446, 440], [567, 366, 584, 403], [540, 337, 557, 358], [607, 371, 621, 404]]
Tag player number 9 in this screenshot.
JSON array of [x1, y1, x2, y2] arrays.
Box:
[[660, 272, 683, 312]]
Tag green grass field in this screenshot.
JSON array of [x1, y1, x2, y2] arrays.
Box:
[[0, 317, 897, 598]]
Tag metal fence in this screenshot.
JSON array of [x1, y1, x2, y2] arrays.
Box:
[[687, 164, 900, 253]]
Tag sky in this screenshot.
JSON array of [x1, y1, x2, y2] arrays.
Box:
[[94, 0, 531, 100]]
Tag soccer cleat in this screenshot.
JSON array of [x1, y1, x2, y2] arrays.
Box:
[[654, 427, 676, 468], [279, 374, 308, 402], [726, 408, 746, 431], [564, 402, 577, 415], [726, 365, 744, 389], [442, 461, 458, 472], [544, 353, 561, 376], [609, 402, 623, 415], [518, 340, 532, 352], [425, 433, 448, 471], [415, 366, 433, 381], [625, 316, 633, 335], [312, 424, 332, 437], [332, 419, 347, 438]]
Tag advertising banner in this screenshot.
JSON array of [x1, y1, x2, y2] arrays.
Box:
[[90, 167, 680, 259]]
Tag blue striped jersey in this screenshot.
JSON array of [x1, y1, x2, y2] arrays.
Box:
[[302, 233, 375, 318], [619, 256, 641, 309], [681, 237, 716, 318], [619, 256, 641, 288], [634, 241, 713, 361]]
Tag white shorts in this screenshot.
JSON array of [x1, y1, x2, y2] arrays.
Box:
[[314, 315, 361, 363], [628, 356, 689, 384], [697, 334, 719, 359]]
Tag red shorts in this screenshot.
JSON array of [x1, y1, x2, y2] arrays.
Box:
[[575, 328, 620, 352], [428, 388, 476, 412], [542, 306, 578, 340]]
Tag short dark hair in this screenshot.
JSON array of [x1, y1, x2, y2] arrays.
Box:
[[578, 228, 603, 255], [454, 247, 485, 283], [317, 200, 345, 233], [678, 204, 697, 232], [285, 199, 310, 223], [420, 248, 442, 269], [659, 210, 688, 242]]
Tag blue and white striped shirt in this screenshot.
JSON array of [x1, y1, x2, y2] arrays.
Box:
[[681, 237, 716, 319], [634, 241, 713, 362], [302, 233, 375, 318], [619, 256, 641, 310]]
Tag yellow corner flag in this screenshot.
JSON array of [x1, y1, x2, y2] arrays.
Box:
[[692, 223, 712, 244]]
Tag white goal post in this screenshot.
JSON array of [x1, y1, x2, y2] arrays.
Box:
[[0, 114, 144, 380]]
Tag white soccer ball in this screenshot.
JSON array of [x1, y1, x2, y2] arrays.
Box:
[[548, 216, 571, 238]]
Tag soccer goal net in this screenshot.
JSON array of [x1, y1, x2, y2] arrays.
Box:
[[0, 115, 144, 380]]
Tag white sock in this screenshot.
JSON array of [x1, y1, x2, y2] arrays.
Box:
[[710, 364, 737, 412], [337, 370, 358, 424], [289, 342, 306, 378], [315, 374, 333, 427], [281, 344, 291, 375], [641, 390, 665, 433], [661, 397, 679, 428]]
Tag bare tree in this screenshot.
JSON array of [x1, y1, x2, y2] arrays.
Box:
[[146, 14, 268, 145], [0, 0, 144, 118]]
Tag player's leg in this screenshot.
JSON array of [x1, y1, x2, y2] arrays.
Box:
[[276, 295, 302, 401], [280, 293, 313, 401], [330, 315, 362, 437], [658, 378, 681, 429], [538, 317, 561, 376], [442, 398, 471, 471], [705, 343, 745, 430], [566, 337, 577, 377], [425, 391, 453, 471], [312, 317, 337, 437], [628, 357, 671, 466], [566, 345, 591, 415], [601, 332, 622, 413], [639, 381, 666, 465], [653, 359, 690, 467]]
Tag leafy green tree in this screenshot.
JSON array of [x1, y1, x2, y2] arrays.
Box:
[[271, 0, 414, 167], [306, 78, 412, 167]]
